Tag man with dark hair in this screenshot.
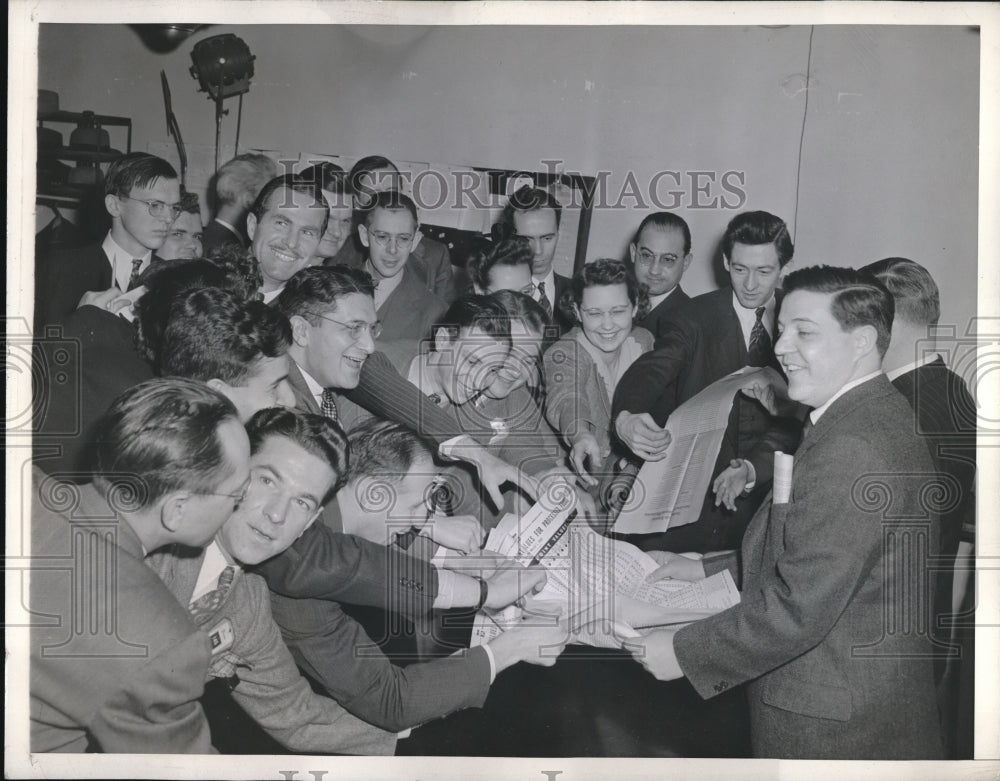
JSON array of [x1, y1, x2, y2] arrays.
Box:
[[159, 191, 204, 261], [357, 190, 448, 369], [633, 265, 943, 759], [147, 407, 399, 754], [628, 212, 693, 335], [248, 173, 329, 302], [467, 237, 536, 298], [498, 184, 572, 333], [257, 415, 565, 748], [613, 210, 801, 552], [300, 161, 354, 262], [861, 256, 977, 757], [36, 151, 181, 327], [203, 152, 278, 255], [159, 287, 296, 421], [30, 378, 250, 753]]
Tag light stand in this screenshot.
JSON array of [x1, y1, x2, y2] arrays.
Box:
[[189, 34, 255, 173]]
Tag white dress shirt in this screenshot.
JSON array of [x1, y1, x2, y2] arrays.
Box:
[[102, 232, 152, 293], [732, 292, 776, 350]]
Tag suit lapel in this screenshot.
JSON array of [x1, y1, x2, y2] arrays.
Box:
[[287, 361, 322, 414]]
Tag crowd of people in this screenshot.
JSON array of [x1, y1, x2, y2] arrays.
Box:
[[28, 149, 976, 759]]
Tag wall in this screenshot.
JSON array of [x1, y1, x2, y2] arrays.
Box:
[[36, 23, 979, 333]]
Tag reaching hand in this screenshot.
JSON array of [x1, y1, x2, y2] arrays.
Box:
[[615, 411, 672, 461], [488, 612, 569, 671], [712, 459, 750, 511], [424, 515, 483, 555], [740, 366, 790, 416], [466, 445, 540, 512], [629, 626, 685, 681], [645, 550, 706, 582], [568, 432, 602, 486], [483, 562, 548, 610]]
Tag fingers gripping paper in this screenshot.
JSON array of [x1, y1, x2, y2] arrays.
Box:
[[613, 366, 774, 535], [471, 484, 740, 648]]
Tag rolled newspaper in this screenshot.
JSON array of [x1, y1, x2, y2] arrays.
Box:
[[773, 451, 794, 504]]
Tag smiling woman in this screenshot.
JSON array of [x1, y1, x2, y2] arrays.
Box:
[[543, 259, 653, 484]]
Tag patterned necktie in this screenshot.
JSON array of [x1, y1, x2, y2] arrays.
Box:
[[748, 306, 772, 367], [536, 281, 553, 321], [126, 258, 143, 292], [189, 565, 236, 627], [321, 388, 339, 421]]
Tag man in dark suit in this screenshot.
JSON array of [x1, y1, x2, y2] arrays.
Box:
[[202, 152, 278, 256], [861, 257, 977, 757], [356, 191, 448, 370], [30, 378, 251, 753], [628, 211, 692, 335], [613, 210, 801, 551], [633, 266, 944, 759], [498, 185, 573, 334], [35, 152, 181, 329]]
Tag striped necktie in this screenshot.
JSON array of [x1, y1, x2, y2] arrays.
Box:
[[535, 281, 553, 321]]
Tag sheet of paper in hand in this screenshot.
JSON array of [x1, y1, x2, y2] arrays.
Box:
[[471, 481, 740, 649], [613, 366, 774, 535]]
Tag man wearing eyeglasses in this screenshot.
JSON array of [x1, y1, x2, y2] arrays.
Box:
[[36, 151, 182, 328], [351, 190, 448, 371], [629, 212, 693, 336]]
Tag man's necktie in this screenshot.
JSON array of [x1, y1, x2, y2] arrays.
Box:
[[321, 388, 339, 421], [126, 258, 143, 292], [536, 281, 553, 321], [748, 306, 772, 366], [189, 565, 236, 627]]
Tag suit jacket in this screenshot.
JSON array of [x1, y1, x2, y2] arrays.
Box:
[[612, 287, 801, 551], [270, 581, 492, 733], [201, 218, 245, 257], [33, 305, 154, 479], [35, 242, 113, 330], [377, 265, 449, 373], [148, 546, 396, 754], [29, 473, 214, 753], [674, 376, 943, 759], [328, 232, 455, 302], [892, 357, 977, 682], [253, 359, 441, 619], [635, 286, 690, 337]]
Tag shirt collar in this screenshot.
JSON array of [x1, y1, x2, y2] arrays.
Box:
[[296, 360, 326, 401], [885, 352, 941, 381], [648, 286, 678, 311], [103, 232, 153, 291], [191, 539, 240, 602], [261, 286, 283, 304], [809, 370, 883, 424]]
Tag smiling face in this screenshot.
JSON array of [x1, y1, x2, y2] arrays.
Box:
[[160, 210, 204, 260], [629, 225, 691, 297], [484, 318, 544, 400], [297, 292, 377, 390], [724, 242, 783, 310], [247, 187, 327, 293], [435, 325, 511, 405], [216, 435, 336, 566], [358, 206, 418, 281], [575, 283, 637, 354], [775, 289, 867, 409], [513, 208, 559, 279], [317, 191, 354, 258], [106, 176, 182, 257]]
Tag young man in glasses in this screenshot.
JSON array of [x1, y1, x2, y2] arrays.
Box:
[[36, 151, 182, 328], [357, 190, 448, 371]]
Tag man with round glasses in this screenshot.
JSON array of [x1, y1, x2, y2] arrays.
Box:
[[357, 190, 448, 371], [628, 211, 693, 336], [36, 151, 182, 327]]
